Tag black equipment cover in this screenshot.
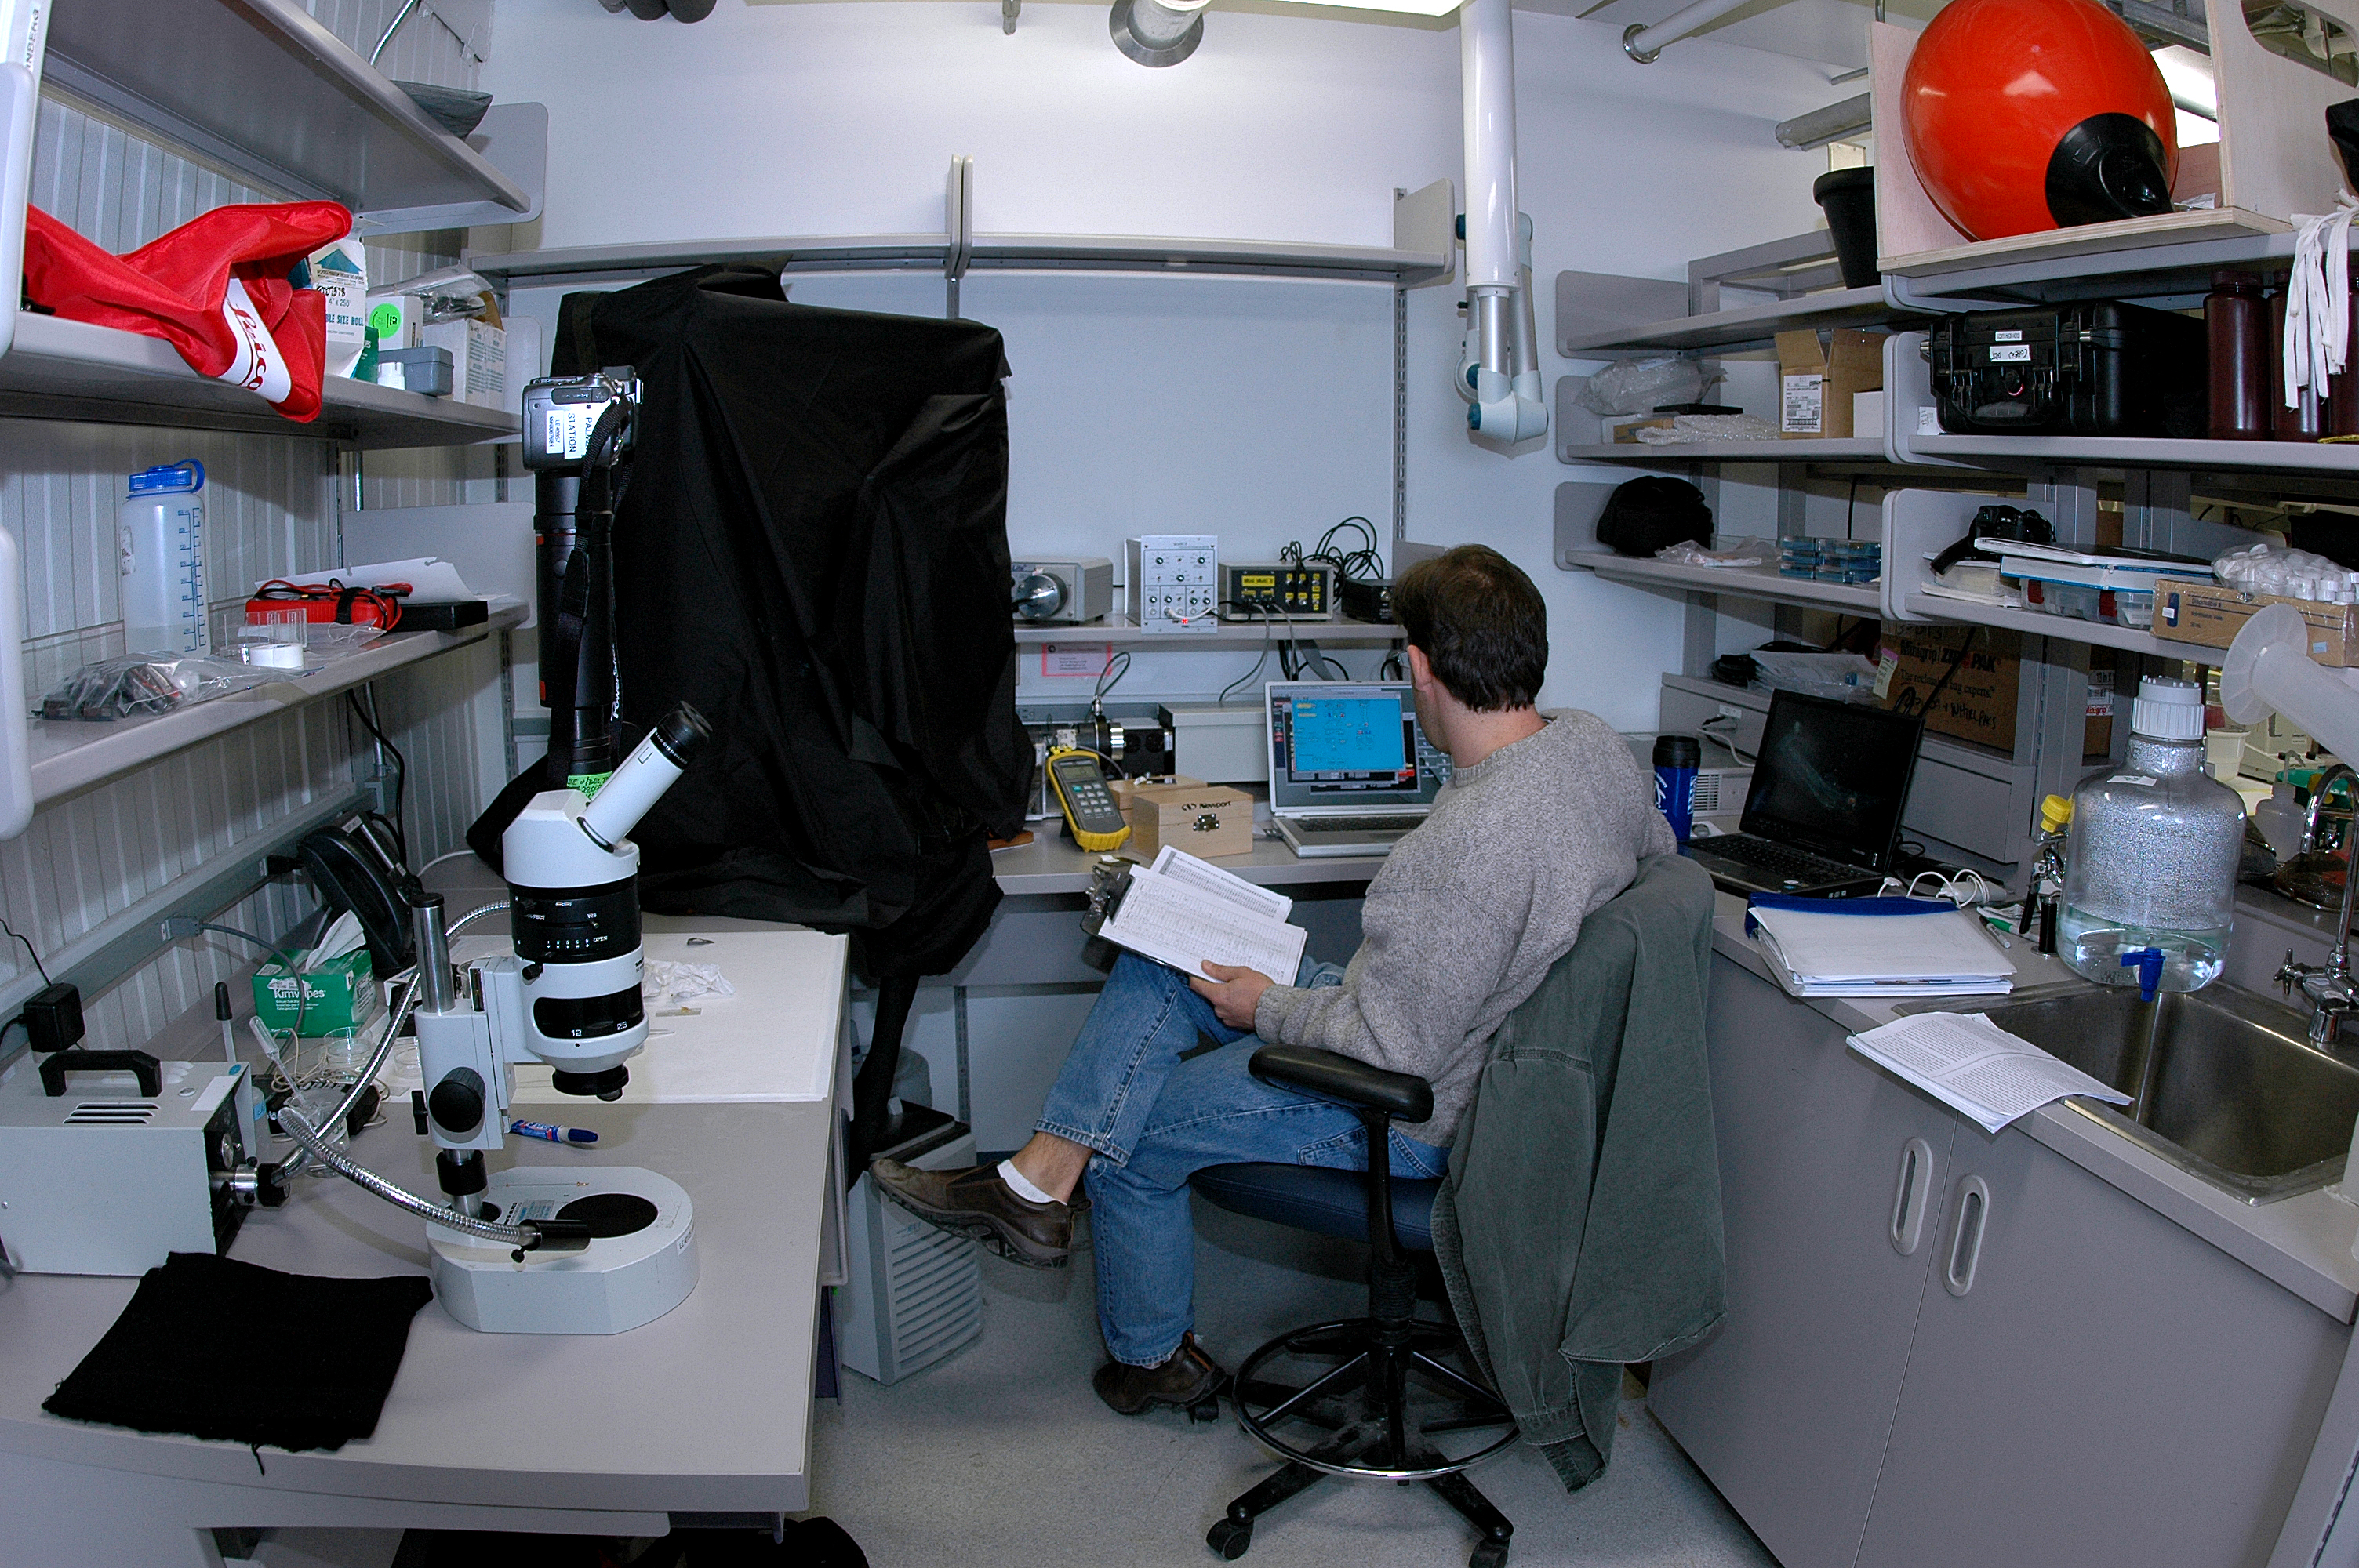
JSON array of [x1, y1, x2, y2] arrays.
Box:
[[540, 266, 1029, 983]]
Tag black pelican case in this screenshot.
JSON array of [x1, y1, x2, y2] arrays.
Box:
[[1928, 302, 2207, 438]]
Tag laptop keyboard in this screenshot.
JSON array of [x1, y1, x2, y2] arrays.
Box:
[[1291, 815, 1430, 836], [1703, 833, 1868, 882]]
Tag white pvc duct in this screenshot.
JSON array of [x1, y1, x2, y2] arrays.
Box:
[[1458, 0, 1545, 444]]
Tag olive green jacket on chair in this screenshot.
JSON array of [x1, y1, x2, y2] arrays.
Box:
[[1430, 850, 1726, 1490]]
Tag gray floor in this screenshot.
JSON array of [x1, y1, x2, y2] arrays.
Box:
[[809, 1202, 1779, 1567]]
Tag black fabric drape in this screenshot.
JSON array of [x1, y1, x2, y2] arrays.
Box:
[[540, 269, 1029, 1168], [547, 265, 1027, 982]]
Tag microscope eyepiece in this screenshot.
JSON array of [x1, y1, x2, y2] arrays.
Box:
[[650, 702, 711, 771]]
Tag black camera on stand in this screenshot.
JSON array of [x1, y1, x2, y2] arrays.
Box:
[[521, 368, 642, 794]]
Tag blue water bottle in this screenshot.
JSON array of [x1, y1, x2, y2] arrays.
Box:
[[1654, 734, 1699, 842]]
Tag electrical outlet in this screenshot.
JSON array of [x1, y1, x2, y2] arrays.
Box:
[[1717, 704, 1743, 720]]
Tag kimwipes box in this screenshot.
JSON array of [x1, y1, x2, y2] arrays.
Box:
[[1779, 328, 1886, 439], [1120, 782, 1255, 860], [2155, 577, 2359, 667]]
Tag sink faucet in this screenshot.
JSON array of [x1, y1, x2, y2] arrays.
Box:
[[2277, 764, 2359, 1046]]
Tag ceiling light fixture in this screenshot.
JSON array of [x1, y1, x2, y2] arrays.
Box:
[[1111, 0, 1210, 65]]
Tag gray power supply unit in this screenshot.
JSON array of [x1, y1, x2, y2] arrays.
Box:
[[0, 1055, 260, 1276], [838, 1111, 983, 1385]]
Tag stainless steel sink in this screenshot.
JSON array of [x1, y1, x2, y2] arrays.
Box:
[[1897, 984, 2359, 1203]]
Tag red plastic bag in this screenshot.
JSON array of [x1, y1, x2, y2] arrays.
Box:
[[22, 201, 352, 422]]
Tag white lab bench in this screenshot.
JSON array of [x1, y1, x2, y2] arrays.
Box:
[[0, 919, 849, 1568]]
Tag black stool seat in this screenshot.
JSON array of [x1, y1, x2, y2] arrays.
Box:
[[1185, 1046, 1517, 1567], [1190, 1163, 1440, 1251]]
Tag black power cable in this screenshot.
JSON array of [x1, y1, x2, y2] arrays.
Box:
[[345, 690, 408, 862]]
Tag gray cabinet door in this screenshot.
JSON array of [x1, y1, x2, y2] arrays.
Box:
[[1856, 1121, 2350, 1568], [1651, 960, 1961, 1568]]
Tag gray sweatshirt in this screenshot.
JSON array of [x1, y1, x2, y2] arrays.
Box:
[[1252, 709, 1676, 1145]]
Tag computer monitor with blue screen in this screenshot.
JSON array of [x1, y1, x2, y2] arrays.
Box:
[[1265, 682, 1446, 812]]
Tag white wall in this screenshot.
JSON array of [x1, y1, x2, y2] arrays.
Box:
[[482, 0, 1844, 726]]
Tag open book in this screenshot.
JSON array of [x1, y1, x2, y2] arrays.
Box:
[[1099, 846, 1308, 985]]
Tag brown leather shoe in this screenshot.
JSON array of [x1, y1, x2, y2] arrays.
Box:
[[868, 1158, 1074, 1269], [1093, 1334, 1227, 1417]]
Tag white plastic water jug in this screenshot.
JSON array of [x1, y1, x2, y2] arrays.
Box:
[[119, 459, 205, 655]]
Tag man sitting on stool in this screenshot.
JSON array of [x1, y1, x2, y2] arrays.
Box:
[[871, 544, 1674, 1416]]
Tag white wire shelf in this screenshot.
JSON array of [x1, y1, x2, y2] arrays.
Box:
[[31, 604, 527, 808]]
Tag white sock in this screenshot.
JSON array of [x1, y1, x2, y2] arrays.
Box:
[[998, 1158, 1057, 1206]]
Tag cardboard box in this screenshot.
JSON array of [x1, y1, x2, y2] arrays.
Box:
[[423, 319, 508, 410], [365, 289, 418, 352], [310, 238, 368, 379], [1877, 626, 2112, 754], [1611, 416, 1680, 444], [2154, 576, 2359, 667], [253, 948, 382, 1037], [1121, 782, 1255, 860], [1778, 328, 1886, 439]]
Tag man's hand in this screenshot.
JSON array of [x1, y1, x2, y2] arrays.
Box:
[[1191, 961, 1276, 1032]]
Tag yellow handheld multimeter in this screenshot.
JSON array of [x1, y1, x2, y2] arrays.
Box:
[[1046, 747, 1132, 852]]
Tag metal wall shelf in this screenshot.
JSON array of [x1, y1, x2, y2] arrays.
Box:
[[470, 232, 1450, 290], [1896, 430, 2359, 478], [0, 314, 519, 448], [1012, 618, 1405, 651], [1572, 553, 1881, 615], [31, 604, 526, 808], [42, 0, 533, 223], [1563, 286, 1914, 357], [1560, 437, 1896, 466]]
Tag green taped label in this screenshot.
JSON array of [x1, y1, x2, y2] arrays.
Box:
[[569, 770, 612, 799]]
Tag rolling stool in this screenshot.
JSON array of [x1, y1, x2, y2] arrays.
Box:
[[1188, 1043, 1517, 1566]]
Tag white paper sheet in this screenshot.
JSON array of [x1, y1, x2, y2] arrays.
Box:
[[1848, 1012, 2131, 1134]]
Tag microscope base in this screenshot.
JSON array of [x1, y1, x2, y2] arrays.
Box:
[[425, 1167, 697, 1334]]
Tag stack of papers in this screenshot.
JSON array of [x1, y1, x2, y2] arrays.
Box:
[[1747, 897, 2015, 998], [1848, 1012, 2131, 1133], [1099, 846, 1308, 985]]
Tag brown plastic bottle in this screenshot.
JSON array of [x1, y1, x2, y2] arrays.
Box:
[[2273, 286, 2324, 441], [2334, 258, 2359, 436], [2208, 270, 2270, 440]]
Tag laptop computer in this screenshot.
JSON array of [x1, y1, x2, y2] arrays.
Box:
[[1264, 681, 1452, 858], [1682, 688, 1926, 898]]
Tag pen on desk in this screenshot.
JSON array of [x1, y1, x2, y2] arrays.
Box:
[[215, 982, 237, 1062], [511, 1120, 598, 1145]]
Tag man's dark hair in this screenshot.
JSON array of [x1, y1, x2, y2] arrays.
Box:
[[1392, 544, 1547, 712]]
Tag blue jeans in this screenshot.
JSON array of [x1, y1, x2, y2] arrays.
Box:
[[1037, 952, 1452, 1367]]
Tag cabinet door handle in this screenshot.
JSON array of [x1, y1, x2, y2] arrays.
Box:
[[1890, 1136, 1936, 1256], [1943, 1174, 1991, 1298]]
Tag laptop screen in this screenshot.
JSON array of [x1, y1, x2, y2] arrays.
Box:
[[1738, 690, 1925, 869], [1265, 683, 1446, 811]]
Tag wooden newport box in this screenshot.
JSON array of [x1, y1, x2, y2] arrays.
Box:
[[1121, 782, 1256, 860]]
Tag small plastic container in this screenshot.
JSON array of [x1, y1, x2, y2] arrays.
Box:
[[2114, 590, 2157, 629], [2059, 677, 2247, 995]]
